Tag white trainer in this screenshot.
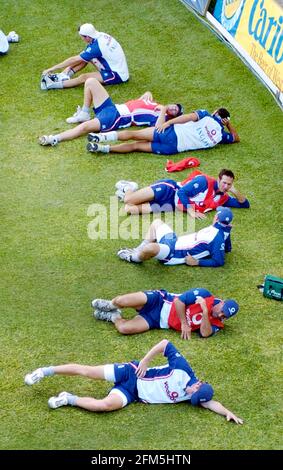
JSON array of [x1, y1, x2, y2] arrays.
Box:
[[91, 299, 116, 311], [7, 31, 20, 43], [115, 189, 126, 201], [115, 180, 138, 192], [25, 368, 44, 385], [66, 106, 91, 124], [40, 76, 47, 90], [93, 309, 121, 323], [38, 135, 58, 146], [117, 248, 142, 263], [87, 133, 105, 143], [48, 391, 72, 409]]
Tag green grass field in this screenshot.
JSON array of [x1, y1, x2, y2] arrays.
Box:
[[1, 0, 282, 450]]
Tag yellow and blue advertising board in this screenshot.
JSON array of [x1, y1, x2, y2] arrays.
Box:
[[213, 0, 283, 93]]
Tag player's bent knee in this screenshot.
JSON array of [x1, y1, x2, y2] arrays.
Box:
[[124, 203, 139, 214], [115, 322, 133, 335]]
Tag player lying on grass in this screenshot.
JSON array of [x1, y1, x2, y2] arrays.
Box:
[[117, 207, 233, 268], [24, 339, 243, 424], [41, 23, 129, 90], [115, 169, 249, 217], [86, 106, 240, 155], [92, 287, 239, 340], [38, 78, 183, 146]]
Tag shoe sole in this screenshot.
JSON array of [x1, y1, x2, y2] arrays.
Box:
[[87, 133, 100, 143], [86, 143, 98, 153]]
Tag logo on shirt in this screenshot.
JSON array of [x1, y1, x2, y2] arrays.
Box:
[[164, 381, 179, 402]]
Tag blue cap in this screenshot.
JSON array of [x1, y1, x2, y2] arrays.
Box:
[[216, 206, 233, 225], [190, 383, 214, 406], [222, 299, 239, 318]]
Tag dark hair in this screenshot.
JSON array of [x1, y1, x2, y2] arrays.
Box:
[[218, 169, 235, 180], [216, 108, 230, 119], [176, 104, 184, 116]]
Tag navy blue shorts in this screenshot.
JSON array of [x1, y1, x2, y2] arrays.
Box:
[[137, 290, 168, 328], [111, 361, 139, 404], [95, 97, 131, 131], [158, 233, 178, 263], [151, 127, 178, 155], [149, 179, 178, 212], [100, 70, 127, 85]]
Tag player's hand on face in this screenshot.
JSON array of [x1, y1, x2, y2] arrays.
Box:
[[226, 412, 243, 425], [154, 105, 165, 112], [136, 359, 148, 378], [221, 118, 230, 127]]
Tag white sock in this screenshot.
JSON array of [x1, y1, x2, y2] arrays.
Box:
[[98, 144, 110, 153], [54, 135, 60, 143], [131, 251, 142, 262], [52, 81, 64, 89], [103, 131, 118, 142], [68, 69, 75, 78], [82, 105, 90, 114], [135, 240, 150, 251]]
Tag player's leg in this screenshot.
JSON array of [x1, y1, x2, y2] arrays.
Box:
[[116, 127, 155, 142], [24, 363, 108, 386], [138, 219, 174, 261], [85, 77, 110, 109], [124, 186, 154, 214], [108, 141, 153, 154], [102, 128, 155, 153], [70, 393, 124, 412], [62, 71, 104, 88], [114, 315, 150, 334], [112, 292, 148, 309], [39, 119, 101, 146]]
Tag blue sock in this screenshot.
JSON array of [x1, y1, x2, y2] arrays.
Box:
[[67, 394, 78, 406], [42, 367, 55, 377]]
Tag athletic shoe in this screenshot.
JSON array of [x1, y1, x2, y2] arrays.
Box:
[[44, 74, 63, 90], [115, 189, 125, 201], [38, 135, 58, 146], [48, 391, 72, 409], [91, 298, 117, 311], [93, 309, 121, 323], [56, 72, 70, 82], [87, 133, 105, 143], [66, 106, 91, 124], [115, 180, 138, 192], [7, 31, 19, 43], [117, 248, 142, 263], [40, 76, 47, 90], [86, 142, 107, 153], [24, 368, 44, 385]]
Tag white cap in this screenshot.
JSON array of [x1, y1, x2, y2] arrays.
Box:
[[78, 23, 97, 38]]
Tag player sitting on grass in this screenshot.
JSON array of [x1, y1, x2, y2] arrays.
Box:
[[24, 339, 243, 424], [41, 23, 129, 90]]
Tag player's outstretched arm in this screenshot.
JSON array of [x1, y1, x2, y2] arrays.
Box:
[[201, 400, 243, 424], [43, 55, 83, 75], [136, 339, 169, 378]]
